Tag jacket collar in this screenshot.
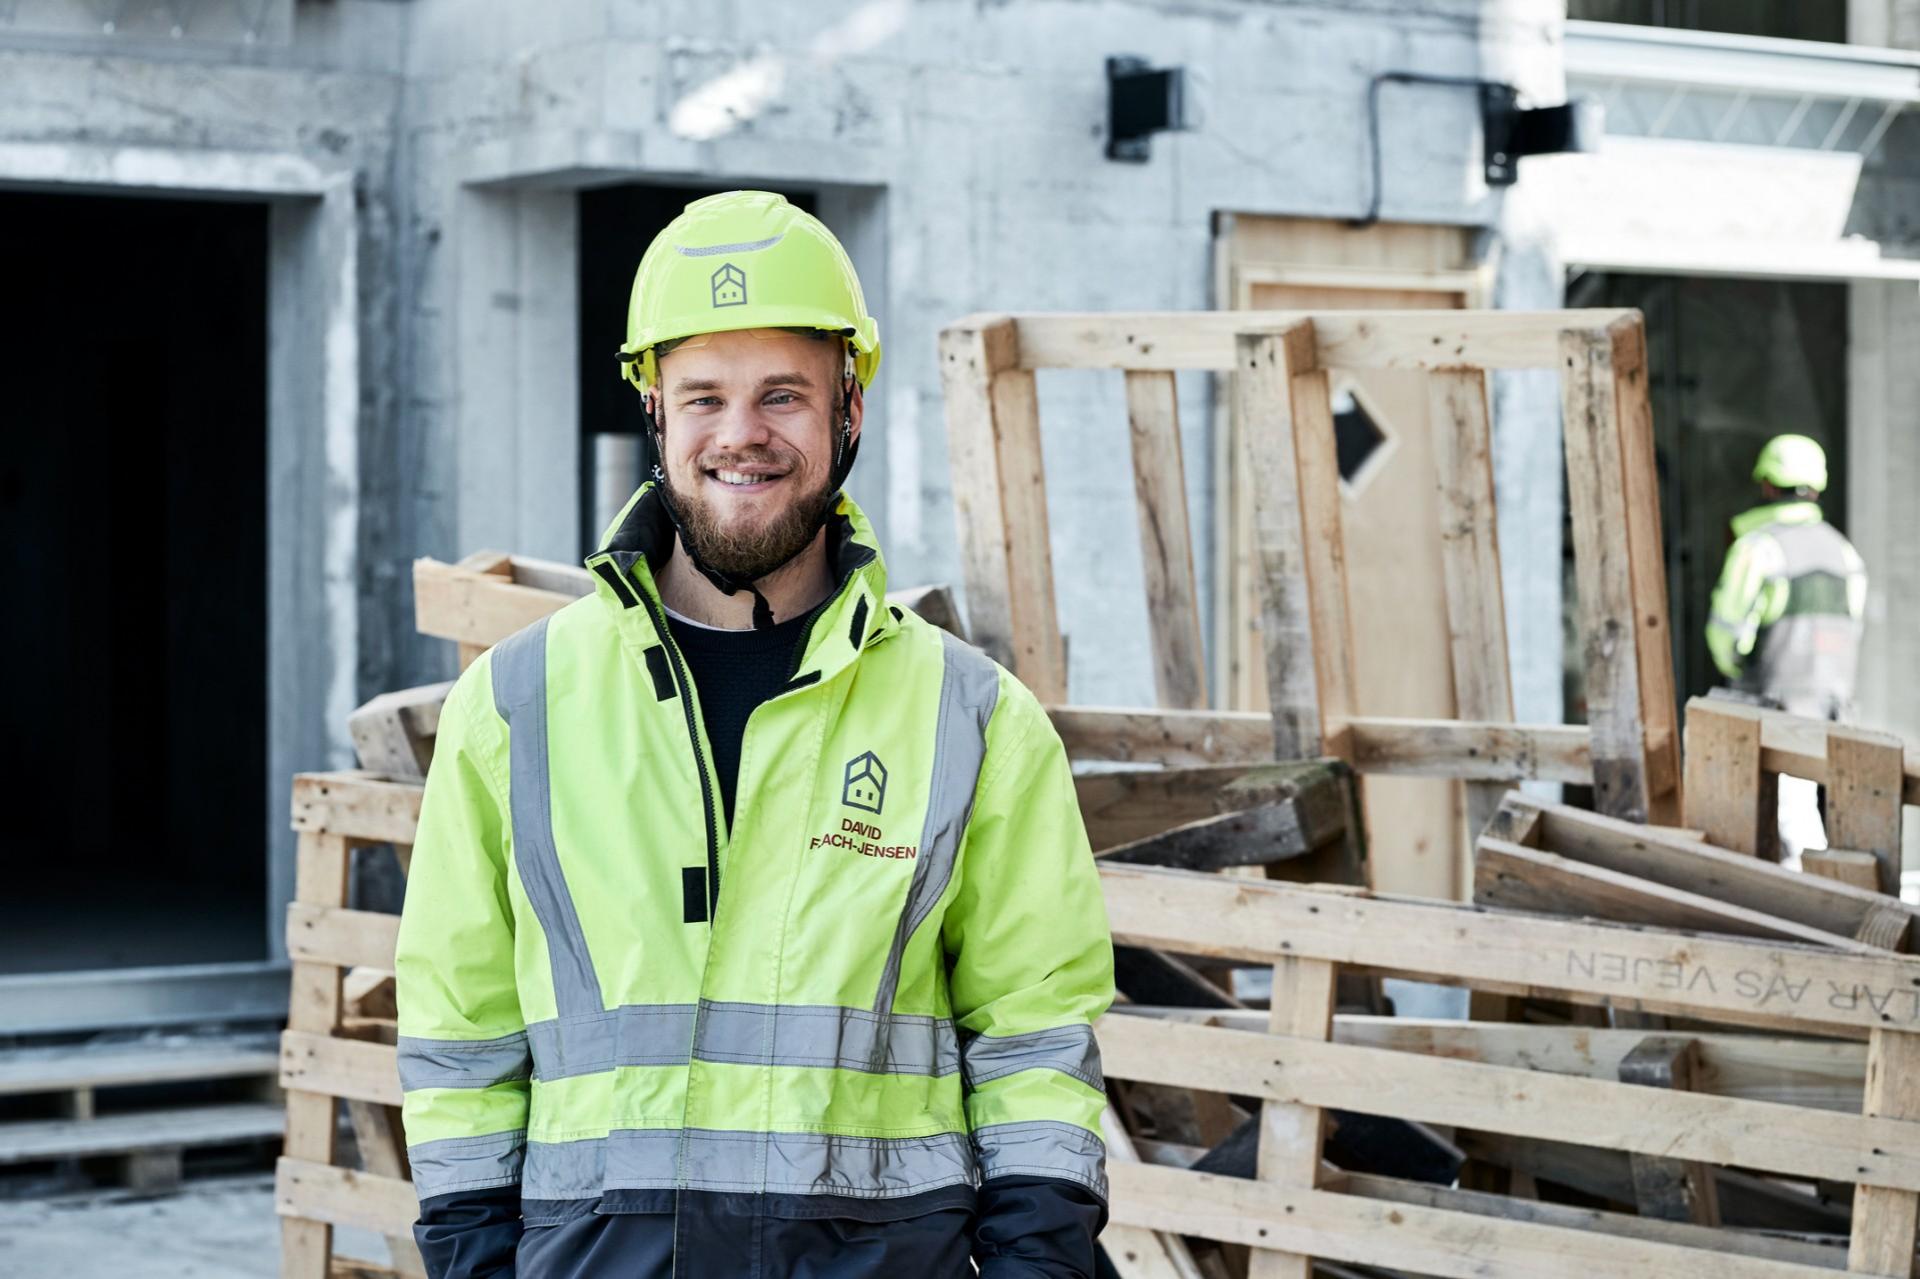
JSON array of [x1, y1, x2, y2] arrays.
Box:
[[1733, 499, 1821, 538], [583, 483, 892, 687]]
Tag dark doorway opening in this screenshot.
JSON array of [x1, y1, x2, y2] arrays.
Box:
[[577, 183, 818, 557], [1563, 272, 1848, 717], [0, 191, 269, 975]]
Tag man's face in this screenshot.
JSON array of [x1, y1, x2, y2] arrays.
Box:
[[652, 328, 861, 581]]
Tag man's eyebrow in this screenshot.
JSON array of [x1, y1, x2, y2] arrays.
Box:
[[670, 371, 817, 395]]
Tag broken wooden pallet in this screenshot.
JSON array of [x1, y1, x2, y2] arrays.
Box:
[[1685, 695, 1919, 894], [1475, 791, 1920, 953]]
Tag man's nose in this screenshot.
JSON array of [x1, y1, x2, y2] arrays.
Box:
[[707, 404, 775, 450]]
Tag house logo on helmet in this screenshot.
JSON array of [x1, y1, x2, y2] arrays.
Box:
[[710, 263, 747, 308], [842, 751, 887, 814]]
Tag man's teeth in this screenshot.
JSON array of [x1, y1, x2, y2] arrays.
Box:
[[714, 470, 778, 486]]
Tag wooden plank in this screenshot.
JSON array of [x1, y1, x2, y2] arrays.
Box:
[[1858, 904, 1913, 952], [1096, 1014, 1920, 1192], [1237, 325, 1357, 759], [281, 1032, 402, 1108], [1100, 1109, 1206, 1279], [1345, 717, 1591, 783], [1684, 698, 1772, 858], [0, 1038, 278, 1096], [1607, 317, 1682, 824], [1124, 370, 1207, 710], [1314, 1015, 1868, 1112], [276, 1157, 419, 1238], [1850, 1028, 1920, 1275], [1006, 309, 1638, 372], [347, 684, 451, 783], [1428, 366, 1512, 840], [1472, 837, 1881, 953], [1049, 706, 1271, 767], [347, 1099, 425, 1277], [1809, 851, 1887, 893], [1828, 727, 1906, 897], [291, 772, 424, 846], [938, 316, 1067, 701], [1107, 1161, 1837, 1279], [1074, 763, 1273, 851], [1099, 862, 1920, 1037], [1560, 326, 1654, 823], [287, 904, 402, 972], [883, 584, 968, 641], [1513, 795, 1909, 943], [1096, 800, 1338, 872], [412, 556, 578, 648], [1050, 708, 1595, 782], [1248, 956, 1337, 1279], [0, 1102, 285, 1163], [284, 831, 352, 1279], [1237, 324, 1321, 758], [1617, 1037, 1721, 1225], [1338, 1172, 1840, 1270]]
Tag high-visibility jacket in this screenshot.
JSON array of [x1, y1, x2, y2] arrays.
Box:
[[1705, 499, 1866, 718], [395, 486, 1113, 1244]]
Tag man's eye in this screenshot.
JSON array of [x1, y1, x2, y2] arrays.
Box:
[[687, 396, 720, 408], [765, 391, 798, 406]]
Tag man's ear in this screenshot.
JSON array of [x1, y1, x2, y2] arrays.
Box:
[[845, 380, 865, 447]]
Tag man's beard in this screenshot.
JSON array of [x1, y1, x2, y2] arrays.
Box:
[[666, 450, 838, 583]]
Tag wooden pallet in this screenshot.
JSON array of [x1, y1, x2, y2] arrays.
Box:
[[1476, 791, 1920, 953], [0, 1034, 282, 1193], [1099, 862, 1920, 1277], [1685, 696, 1919, 893], [278, 774, 425, 1279], [938, 310, 1682, 856]]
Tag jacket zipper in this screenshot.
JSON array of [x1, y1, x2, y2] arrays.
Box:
[[637, 590, 724, 915]]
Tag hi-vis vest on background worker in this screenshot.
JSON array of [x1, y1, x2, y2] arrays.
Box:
[[394, 191, 1115, 1277], [1705, 433, 1866, 720]]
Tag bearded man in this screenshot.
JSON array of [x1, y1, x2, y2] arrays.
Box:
[[394, 190, 1115, 1279]]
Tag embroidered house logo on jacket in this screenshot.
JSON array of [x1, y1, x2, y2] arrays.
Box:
[[842, 751, 887, 814]]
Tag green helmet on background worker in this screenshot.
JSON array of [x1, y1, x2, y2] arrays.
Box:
[[1752, 433, 1828, 494], [617, 190, 882, 395]]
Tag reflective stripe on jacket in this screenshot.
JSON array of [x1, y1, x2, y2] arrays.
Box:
[[1705, 500, 1866, 714], [394, 485, 1114, 1232]]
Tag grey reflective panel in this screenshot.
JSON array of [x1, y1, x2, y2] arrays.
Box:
[[521, 1002, 959, 1079], [524, 1004, 698, 1081], [694, 1001, 959, 1076], [961, 1024, 1103, 1091], [872, 632, 1000, 1014], [397, 1031, 532, 1092], [491, 618, 605, 1020], [526, 1128, 978, 1200], [407, 1129, 528, 1200], [973, 1120, 1108, 1199]]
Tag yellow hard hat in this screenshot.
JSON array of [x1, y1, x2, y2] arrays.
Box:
[[1753, 434, 1827, 492], [618, 191, 881, 395]]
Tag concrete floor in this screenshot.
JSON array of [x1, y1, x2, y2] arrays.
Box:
[[0, 1175, 389, 1278]]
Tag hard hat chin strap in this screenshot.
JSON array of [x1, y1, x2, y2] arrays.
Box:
[[641, 383, 858, 633]]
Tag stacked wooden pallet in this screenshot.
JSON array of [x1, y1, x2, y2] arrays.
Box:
[[0, 1033, 282, 1194]]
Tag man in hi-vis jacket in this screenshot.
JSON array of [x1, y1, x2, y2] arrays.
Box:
[[395, 190, 1115, 1278]]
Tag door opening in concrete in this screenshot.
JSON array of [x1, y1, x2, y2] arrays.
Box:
[[2, 190, 269, 976], [1563, 271, 1848, 713], [576, 183, 819, 558]]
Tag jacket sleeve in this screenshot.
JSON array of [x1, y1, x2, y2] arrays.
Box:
[[1706, 531, 1779, 681], [943, 684, 1115, 1276], [395, 661, 530, 1278]]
